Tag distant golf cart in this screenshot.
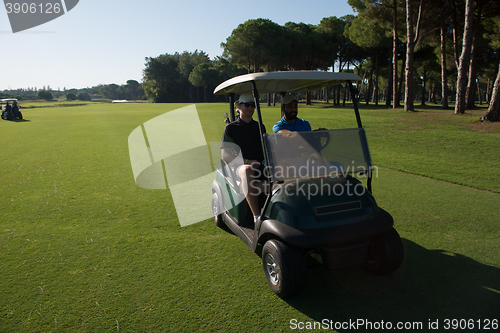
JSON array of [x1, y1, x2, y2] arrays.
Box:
[[211, 71, 404, 298], [1, 98, 23, 120]]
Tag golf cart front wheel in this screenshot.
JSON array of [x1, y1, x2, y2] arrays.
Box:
[[364, 228, 404, 275], [211, 192, 225, 229], [262, 239, 306, 298]]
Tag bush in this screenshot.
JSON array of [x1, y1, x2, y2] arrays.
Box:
[[37, 90, 53, 101], [66, 93, 77, 101], [77, 92, 91, 101]]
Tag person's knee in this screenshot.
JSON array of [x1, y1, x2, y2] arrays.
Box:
[[238, 165, 255, 180]]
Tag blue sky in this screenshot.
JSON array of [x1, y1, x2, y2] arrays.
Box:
[[0, 0, 355, 90]]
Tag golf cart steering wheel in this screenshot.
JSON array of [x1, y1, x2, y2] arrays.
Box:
[[309, 130, 330, 152]]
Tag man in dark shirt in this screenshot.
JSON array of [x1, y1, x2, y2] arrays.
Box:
[[221, 93, 266, 223]]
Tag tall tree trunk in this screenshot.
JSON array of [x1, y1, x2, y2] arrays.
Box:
[[421, 71, 427, 106], [360, 70, 367, 102], [466, 1, 485, 109], [399, 49, 406, 105], [466, 25, 479, 109], [452, 1, 460, 70], [455, 0, 474, 115], [402, 0, 423, 111], [386, 50, 393, 107], [366, 68, 374, 106], [477, 79, 482, 105], [343, 63, 350, 106], [405, 0, 417, 111], [440, 10, 449, 109], [481, 62, 500, 121], [374, 52, 379, 106], [343, 85, 347, 106], [336, 83, 341, 106], [486, 78, 490, 104], [392, 0, 400, 108]]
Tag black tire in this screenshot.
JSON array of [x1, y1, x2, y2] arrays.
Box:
[[211, 192, 225, 229], [364, 228, 404, 275], [262, 239, 307, 298]]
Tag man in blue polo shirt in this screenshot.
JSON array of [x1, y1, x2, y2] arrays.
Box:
[[272, 95, 326, 133]]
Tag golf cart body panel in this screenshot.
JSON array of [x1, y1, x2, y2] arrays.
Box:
[[264, 177, 379, 229], [257, 208, 393, 248], [211, 71, 403, 297]]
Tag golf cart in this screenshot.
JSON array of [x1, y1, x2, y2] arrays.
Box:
[[1, 98, 23, 120], [211, 71, 403, 298]]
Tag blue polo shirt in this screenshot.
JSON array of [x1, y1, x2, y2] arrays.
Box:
[[273, 117, 312, 133]]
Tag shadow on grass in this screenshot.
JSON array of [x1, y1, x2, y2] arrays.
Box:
[[286, 239, 500, 331], [4, 119, 30, 122]]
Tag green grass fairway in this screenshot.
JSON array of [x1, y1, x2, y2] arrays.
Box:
[[1, 102, 499, 332]]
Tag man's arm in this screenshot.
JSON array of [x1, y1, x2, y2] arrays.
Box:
[[272, 120, 285, 133]]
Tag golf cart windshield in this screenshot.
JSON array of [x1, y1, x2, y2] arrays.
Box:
[[263, 128, 372, 181], [213, 71, 370, 184]]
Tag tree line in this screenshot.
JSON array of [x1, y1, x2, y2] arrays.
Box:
[[347, 0, 500, 121], [142, 50, 245, 103], [142, 0, 500, 121], [91, 80, 146, 101], [1, 80, 146, 102]]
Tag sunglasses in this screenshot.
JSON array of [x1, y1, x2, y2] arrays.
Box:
[[242, 102, 256, 108]]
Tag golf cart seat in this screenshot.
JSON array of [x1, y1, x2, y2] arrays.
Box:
[[220, 158, 269, 194]]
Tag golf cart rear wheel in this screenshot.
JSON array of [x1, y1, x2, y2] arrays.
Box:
[[211, 192, 225, 229], [364, 228, 404, 275], [262, 239, 306, 298]]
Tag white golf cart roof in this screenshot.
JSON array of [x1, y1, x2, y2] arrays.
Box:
[[1, 98, 18, 102], [214, 71, 362, 95]]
